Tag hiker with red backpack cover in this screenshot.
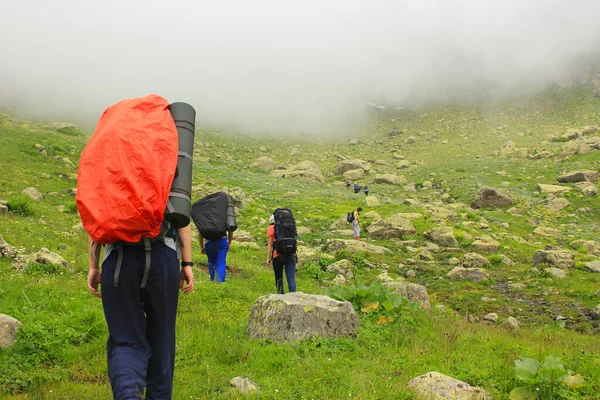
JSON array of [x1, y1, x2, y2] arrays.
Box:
[[79, 94, 195, 400], [266, 208, 297, 294]]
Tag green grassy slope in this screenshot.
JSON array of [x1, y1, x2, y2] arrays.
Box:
[[0, 84, 599, 399]]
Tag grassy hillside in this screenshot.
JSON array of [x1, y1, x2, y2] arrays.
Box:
[[0, 84, 599, 399]]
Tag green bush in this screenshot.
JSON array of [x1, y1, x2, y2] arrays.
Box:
[[7, 195, 35, 217], [510, 355, 585, 399]]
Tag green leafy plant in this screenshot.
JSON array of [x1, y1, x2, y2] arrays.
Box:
[[7, 194, 35, 217], [300, 261, 328, 281], [327, 281, 406, 316], [510, 355, 585, 400]]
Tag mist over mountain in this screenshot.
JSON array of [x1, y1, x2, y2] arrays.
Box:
[[1, 0, 600, 135]]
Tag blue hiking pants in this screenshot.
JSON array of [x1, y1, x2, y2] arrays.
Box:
[[205, 237, 229, 283], [273, 254, 297, 294], [100, 241, 180, 400]]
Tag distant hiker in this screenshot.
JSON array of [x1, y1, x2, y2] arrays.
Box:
[[346, 181, 352, 190], [353, 183, 362, 194], [364, 185, 369, 196], [79, 95, 195, 399], [266, 209, 297, 294], [352, 207, 363, 240], [191, 192, 237, 283]]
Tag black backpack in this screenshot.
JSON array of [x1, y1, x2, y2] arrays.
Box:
[[273, 208, 297, 255], [346, 211, 355, 223], [191, 192, 237, 241]]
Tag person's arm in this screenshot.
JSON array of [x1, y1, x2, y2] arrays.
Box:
[[178, 225, 194, 294], [87, 235, 102, 298], [228, 230, 233, 246], [199, 232, 205, 254], [266, 232, 273, 268]]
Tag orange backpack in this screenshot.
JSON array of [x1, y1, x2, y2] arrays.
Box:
[[76, 94, 178, 244]]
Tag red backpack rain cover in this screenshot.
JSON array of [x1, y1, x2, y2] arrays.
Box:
[[76, 94, 178, 244]]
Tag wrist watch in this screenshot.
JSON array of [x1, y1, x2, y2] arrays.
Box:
[[181, 261, 193, 267]]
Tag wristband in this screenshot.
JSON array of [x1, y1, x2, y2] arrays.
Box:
[[181, 261, 193, 267]]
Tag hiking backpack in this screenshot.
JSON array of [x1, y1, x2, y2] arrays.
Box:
[[76, 95, 196, 287], [76, 94, 179, 244], [346, 211, 355, 223], [191, 192, 237, 241], [273, 208, 297, 255]]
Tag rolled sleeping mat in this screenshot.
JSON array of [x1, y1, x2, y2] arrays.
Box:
[[165, 102, 196, 229]]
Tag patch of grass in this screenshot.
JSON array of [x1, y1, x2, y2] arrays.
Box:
[[7, 195, 35, 217]]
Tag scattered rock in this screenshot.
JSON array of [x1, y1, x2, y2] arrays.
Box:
[[0, 314, 22, 349], [483, 313, 498, 322], [348, 138, 361, 145], [533, 227, 562, 238], [22, 187, 43, 201], [471, 186, 514, 209], [557, 170, 598, 183], [326, 239, 391, 255], [365, 196, 380, 207], [583, 260, 600, 273], [503, 316, 521, 330], [375, 273, 431, 309], [536, 183, 571, 195], [425, 226, 458, 248], [574, 182, 598, 197], [343, 168, 365, 181], [333, 159, 371, 175], [12, 247, 71, 271], [374, 174, 406, 185], [271, 161, 324, 184], [546, 196, 570, 211], [326, 259, 355, 280], [250, 156, 275, 171], [388, 129, 403, 137], [247, 292, 359, 341], [545, 267, 568, 279], [471, 236, 500, 252], [229, 377, 260, 393], [408, 371, 491, 400], [533, 249, 574, 269], [446, 267, 489, 282], [0, 234, 18, 258], [367, 214, 416, 239], [462, 252, 489, 268]]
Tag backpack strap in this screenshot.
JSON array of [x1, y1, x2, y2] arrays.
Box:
[[113, 242, 124, 288], [141, 238, 151, 288]]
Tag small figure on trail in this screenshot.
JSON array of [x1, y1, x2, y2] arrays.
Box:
[[364, 185, 369, 196], [346, 181, 352, 190], [353, 183, 362, 194], [266, 209, 297, 294], [352, 207, 363, 240]]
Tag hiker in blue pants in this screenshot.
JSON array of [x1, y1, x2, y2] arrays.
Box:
[[87, 225, 194, 400], [200, 231, 233, 282], [266, 214, 297, 294]]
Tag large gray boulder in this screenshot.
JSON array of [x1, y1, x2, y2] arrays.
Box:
[[332, 159, 371, 175], [557, 170, 598, 183], [425, 226, 458, 248], [0, 314, 22, 349], [574, 182, 598, 197], [247, 293, 359, 341], [271, 161, 324, 184], [250, 156, 275, 171], [325, 239, 391, 255], [326, 259, 354, 280], [533, 249, 574, 269], [447, 267, 489, 282], [367, 214, 416, 239], [408, 371, 492, 400], [462, 252, 489, 268], [471, 186, 513, 209]]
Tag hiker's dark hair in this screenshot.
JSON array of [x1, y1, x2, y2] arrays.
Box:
[[357, 207, 363, 212]]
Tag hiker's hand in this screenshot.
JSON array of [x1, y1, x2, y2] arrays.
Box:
[[201, 247, 206, 254], [180, 266, 194, 294], [87, 268, 101, 298], [266, 260, 271, 268]]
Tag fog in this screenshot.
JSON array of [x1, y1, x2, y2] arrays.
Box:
[[1, 0, 600, 135]]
